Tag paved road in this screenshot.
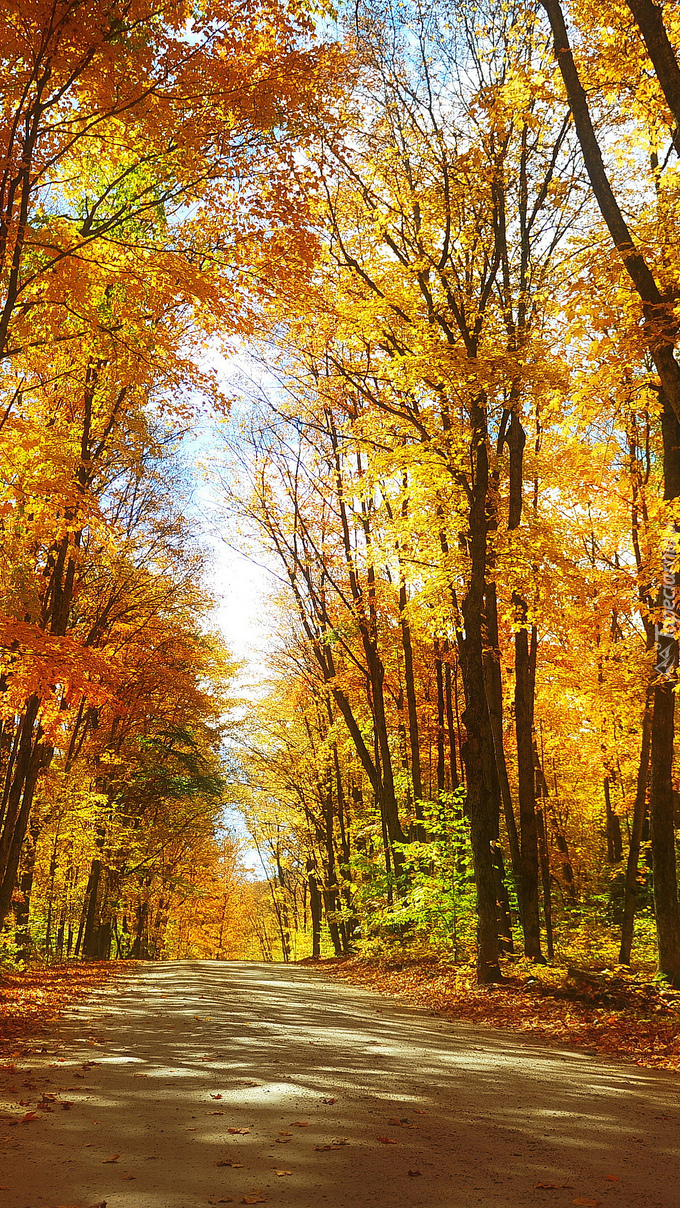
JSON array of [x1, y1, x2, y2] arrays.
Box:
[[0, 961, 679, 1208]]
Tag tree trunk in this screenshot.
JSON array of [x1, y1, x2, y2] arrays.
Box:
[[604, 776, 623, 863], [620, 690, 653, 964], [459, 394, 502, 983], [14, 819, 40, 960], [515, 617, 544, 960], [307, 861, 322, 959]]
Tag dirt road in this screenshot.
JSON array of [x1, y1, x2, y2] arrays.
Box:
[[1, 960, 678, 1208]]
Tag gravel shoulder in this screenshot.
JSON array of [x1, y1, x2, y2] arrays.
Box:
[[0, 959, 678, 1208]]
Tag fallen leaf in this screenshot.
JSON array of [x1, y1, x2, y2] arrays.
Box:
[[227, 1127, 251, 1135], [121, 1175, 136, 1181], [208, 1111, 225, 1115], [289, 1121, 308, 1126], [278, 1131, 292, 1136], [242, 1197, 266, 1204], [211, 1094, 223, 1100], [407, 1170, 422, 1177], [20, 1110, 39, 1123], [605, 1176, 619, 1182], [275, 1137, 291, 1143], [572, 1200, 600, 1207], [321, 1098, 337, 1104], [102, 1154, 120, 1163], [274, 1170, 292, 1176], [377, 1135, 398, 1144]]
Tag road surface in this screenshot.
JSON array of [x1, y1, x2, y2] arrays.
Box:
[[0, 960, 678, 1208]]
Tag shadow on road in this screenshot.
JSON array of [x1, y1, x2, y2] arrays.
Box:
[[1, 961, 678, 1208]]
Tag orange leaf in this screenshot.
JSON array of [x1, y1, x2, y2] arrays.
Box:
[[377, 1135, 398, 1144], [102, 1154, 120, 1163]]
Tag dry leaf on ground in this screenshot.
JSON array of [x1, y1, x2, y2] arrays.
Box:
[[377, 1135, 398, 1144], [102, 1154, 120, 1163]]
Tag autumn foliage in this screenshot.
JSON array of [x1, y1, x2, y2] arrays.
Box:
[[4, 0, 680, 1016]]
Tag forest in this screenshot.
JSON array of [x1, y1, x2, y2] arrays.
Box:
[[3, 0, 680, 991]]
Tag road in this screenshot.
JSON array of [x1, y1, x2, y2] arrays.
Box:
[[0, 960, 678, 1208]]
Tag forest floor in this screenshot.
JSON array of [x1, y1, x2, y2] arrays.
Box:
[[0, 961, 127, 1054], [1, 960, 679, 1208], [318, 956, 680, 1074]]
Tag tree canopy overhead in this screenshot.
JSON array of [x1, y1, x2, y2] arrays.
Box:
[[4, 0, 680, 988]]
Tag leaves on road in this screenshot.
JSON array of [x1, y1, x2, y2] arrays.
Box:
[[376, 1135, 398, 1144], [0, 965, 121, 1053], [102, 1154, 120, 1163], [323, 959, 680, 1072]]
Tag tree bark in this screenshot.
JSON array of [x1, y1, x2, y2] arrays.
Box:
[[459, 394, 503, 983], [515, 617, 544, 960], [604, 776, 623, 863], [620, 690, 653, 964]]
